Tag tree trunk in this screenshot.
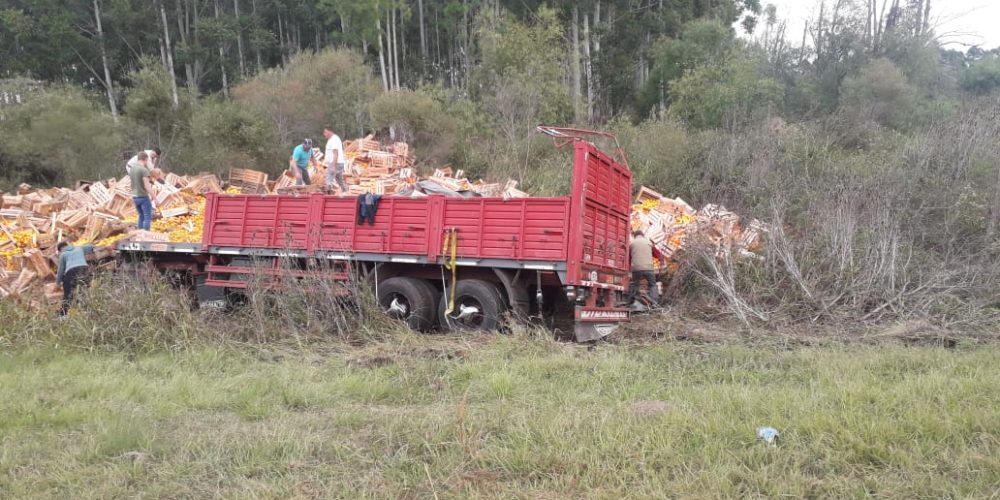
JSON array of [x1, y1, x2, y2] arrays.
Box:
[[571, 4, 581, 123], [922, 0, 931, 36], [386, 9, 395, 90], [391, 7, 400, 89], [816, 1, 825, 59], [277, 9, 287, 65], [435, 3, 441, 70], [461, 0, 469, 87], [93, 0, 118, 121], [876, 0, 890, 50], [234, 0, 246, 77], [593, 1, 601, 120], [213, 0, 229, 98], [251, 0, 262, 71], [176, 0, 195, 92], [375, 16, 389, 92], [392, 5, 406, 65], [594, 1, 601, 53], [158, 35, 168, 69], [418, 0, 426, 59], [157, 0, 180, 108], [583, 12, 593, 123]]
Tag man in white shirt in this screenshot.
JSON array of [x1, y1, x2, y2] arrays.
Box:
[[323, 127, 348, 195], [126, 148, 160, 175]]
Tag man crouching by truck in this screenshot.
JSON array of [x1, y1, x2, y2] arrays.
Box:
[[627, 230, 661, 308], [55, 242, 97, 316]]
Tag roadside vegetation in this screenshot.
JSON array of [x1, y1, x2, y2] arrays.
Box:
[[0, 271, 996, 497], [2, 1, 997, 330], [1, 1, 998, 495], [2, 331, 998, 498]]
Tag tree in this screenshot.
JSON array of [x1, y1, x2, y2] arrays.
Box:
[[668, 52, 782, 130], [961, 56, 1000, 96], [124, 58, 192, 144], [233, 49, 378, 146], [839, 58, 917, 129], [0, 85, 125, 185], [188, 97, 277, 173], [639, 19, 734, 118]]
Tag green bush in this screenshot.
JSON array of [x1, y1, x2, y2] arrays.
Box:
[[0, 83, 125, 187], [187, 98, 279, 175]]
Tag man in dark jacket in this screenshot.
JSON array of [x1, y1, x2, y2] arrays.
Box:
[[627, 230, 661, 305]]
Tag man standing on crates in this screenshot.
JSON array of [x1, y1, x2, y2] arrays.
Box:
[[289, 138, 315, 186], [129, 152, 155, 230], [323, 127, 349, 195]]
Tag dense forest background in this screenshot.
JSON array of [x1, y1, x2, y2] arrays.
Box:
[[1, 0, 997, 327]]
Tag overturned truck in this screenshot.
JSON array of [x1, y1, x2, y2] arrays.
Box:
[[116, 128, 634, 341]]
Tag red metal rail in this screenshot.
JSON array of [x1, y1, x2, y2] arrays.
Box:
[[201, 140, 632, 287]]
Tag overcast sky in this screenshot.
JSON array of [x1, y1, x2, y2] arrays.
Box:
[[759, 0, 1000, 50]]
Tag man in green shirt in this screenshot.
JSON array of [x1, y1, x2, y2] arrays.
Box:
[[129, 152, 155, 230]]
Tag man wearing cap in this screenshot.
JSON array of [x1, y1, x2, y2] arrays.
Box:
[[289, 138, 315, 186], [323, 127, 349, 194]]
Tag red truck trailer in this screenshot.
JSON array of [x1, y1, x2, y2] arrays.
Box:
[[116, 128, 633, 341]]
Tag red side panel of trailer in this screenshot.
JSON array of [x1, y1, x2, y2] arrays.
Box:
[[200, 140, 631, 277]]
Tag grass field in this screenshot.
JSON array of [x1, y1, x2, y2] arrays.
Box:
[[1, 330, 998, 499]]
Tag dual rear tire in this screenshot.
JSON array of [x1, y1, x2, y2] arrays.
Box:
[[438, 279, 506, 332], [377, 277, 439, 331], [376, 277, 507, 332]]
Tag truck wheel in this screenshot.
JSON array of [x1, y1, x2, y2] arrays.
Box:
[[439, 279, 507, 332], [377, 277, 438, 331]]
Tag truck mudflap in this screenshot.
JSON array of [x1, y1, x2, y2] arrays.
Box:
[[574, 306, 629, 342]]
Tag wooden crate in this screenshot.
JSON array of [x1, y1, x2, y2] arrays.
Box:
[[10, 268, 36, 294], [57, 210, 90, 232], [107, 192, 137, 218], [87, 182, 113, 206], [229, 168, 270, 194], [164, 172, 188, 188], [159, 206, 190, 218], [43, 283, 62, 304], [636, 186, 665, 204], [127, 229, 170, 242], [2, 195, 23, 208], [80, 218, 106, 242], [182, 175, 223, 194], [22, 249, 53, 279]]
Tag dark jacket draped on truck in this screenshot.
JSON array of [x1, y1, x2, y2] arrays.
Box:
[[357, 193, 382, 225]]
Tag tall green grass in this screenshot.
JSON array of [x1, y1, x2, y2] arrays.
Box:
[[1, 337, 997, 498]]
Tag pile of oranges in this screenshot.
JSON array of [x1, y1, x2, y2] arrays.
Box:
[[1, 229, 40, 271], [152, 197, 207, 243]]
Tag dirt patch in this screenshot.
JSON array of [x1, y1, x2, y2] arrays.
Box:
[[348, 356, 396, 369], [611, 311, 742, 345], [629, 400, 671, 417], [610, 311, 998, 347], [418, 348, 467, 360]]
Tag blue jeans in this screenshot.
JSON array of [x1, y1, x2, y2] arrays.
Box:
[[133, 196, 153, 230]]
